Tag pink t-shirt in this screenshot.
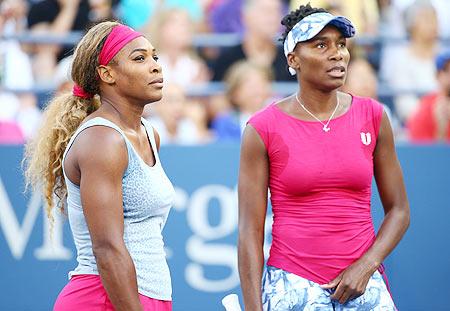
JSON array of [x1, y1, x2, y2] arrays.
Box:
[[248, 95, 384, 285]]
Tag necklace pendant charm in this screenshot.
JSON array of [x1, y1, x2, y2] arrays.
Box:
[[295, 92, 340, 134]]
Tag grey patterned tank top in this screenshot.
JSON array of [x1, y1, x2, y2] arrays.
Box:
[[62, 117, 175, 300]]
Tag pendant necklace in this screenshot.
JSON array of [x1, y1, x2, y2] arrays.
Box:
[[294, 93, 340, 132]]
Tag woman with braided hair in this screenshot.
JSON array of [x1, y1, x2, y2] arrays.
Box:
[[238, 4, 410, 310], [24, 21, 174, 310]]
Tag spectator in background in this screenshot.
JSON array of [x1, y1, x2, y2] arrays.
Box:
[[120, 0, 204, 30], [144, 7, 210, 89], [378, 0, 408, 39], [343, 57, 402, 138], [207, 0, 243, 34], [145, 83, 213, 145], [0, 0, 34, 90], [0, 0, 31, 88], [0, 91, 41, 141], [291, 0, 380, 35], [211, 60, 273, 141], [163, 0, 204, 25], [380, 0, 439, 122], [387, 0, 450, 39], [0, 119, 24, 144], [429, 0, 450, 39], [27, 0, 117, 85], [212, 0, 294, 82], [408, 50, 450, 142], [118, 0, 157, 30], [0, 0, 41, 141], [53, 55, 74, 94], [343, 58, 378, 99]]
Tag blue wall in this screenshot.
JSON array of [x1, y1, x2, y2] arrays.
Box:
[[0, 144, 449, 311]]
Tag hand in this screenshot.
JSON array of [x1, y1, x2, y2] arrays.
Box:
[[0, 0, 27, 20], [320, 258, 378, 304]]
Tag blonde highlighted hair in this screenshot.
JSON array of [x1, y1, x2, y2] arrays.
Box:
[[224, 60, 273, 99], [23, 21, 120, 223]]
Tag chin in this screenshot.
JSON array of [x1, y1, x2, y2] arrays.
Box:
[[328, 78, 347, 90], [148, 91, 163, 103], [319, 82, 344, 92]]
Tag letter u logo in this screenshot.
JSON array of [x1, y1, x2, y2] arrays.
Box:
[[360, 132, 371, 145]]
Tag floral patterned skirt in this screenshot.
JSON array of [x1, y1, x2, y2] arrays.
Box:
[[262, 266, 396, 311]]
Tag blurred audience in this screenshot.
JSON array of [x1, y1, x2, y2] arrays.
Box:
[[0, 0, 33, 91], [343, 58, 378, 99], [407, 50, 450, 142], [211, 60, 274, 141], [380, 0, 439, 122], [120, 0, 204, 31], [1, 0, 450, 145], [343, 57, 402, 138], [0, 0, 28, 33], [163, 0, 204, 25], [291, 0, 379, 36], [145, 7, 210, 89], [119, 0, 158, 30], [144, 84, 213, 145], [0, 0, 41, 142], [207, 0, 243, 34], [27, 0, 117, 85], [53, 55, 74, 94], [0, 120, 24, 144], [212, 0, 294, 82], [388, 0, 450, 39]]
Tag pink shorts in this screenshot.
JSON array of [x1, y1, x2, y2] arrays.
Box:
[[53, 274, 172, 311]]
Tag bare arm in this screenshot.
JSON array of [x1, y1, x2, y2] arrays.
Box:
[[50, 0, 81, 35], [238, 125, 269, 311], [76, 127, 142, 311], [366, 111, 410, 272], [28, 0, 81, 80], [323, 111, 410, 303]]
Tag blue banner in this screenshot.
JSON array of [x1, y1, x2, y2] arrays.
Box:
[[0, 144, 449, 310]]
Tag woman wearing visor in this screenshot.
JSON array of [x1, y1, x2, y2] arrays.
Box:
[[238, 4, 410, 310]]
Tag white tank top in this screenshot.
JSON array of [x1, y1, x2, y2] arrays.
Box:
[[62, 117, 175, 300]]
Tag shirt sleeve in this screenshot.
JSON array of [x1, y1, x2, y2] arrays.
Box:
[[247, 107, 271, 151], [368, 97, 384, 140]]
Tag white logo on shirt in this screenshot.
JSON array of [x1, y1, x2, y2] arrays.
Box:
[[360, 132, 371, 145]]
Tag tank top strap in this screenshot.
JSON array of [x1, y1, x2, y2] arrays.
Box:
[[62, 117, 133, 179], [140, 117, 160, 163]]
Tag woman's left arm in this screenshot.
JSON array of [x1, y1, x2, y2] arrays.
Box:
[[323, 111, 410, 303]]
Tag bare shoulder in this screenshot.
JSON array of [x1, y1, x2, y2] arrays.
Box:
[[274, 95, 295, 111], [242, 125, 267, 155], [73, 126, 128, 174], [338, 91, 353, 111]]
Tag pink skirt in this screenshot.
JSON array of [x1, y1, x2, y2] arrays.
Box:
[[53, 274, 172, 311]]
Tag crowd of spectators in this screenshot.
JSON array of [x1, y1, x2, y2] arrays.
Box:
[[1, 0, 449, 144]]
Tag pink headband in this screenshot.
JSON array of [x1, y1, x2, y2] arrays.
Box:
[[72, 24, 143, 98], [98, 24, 143, 66]]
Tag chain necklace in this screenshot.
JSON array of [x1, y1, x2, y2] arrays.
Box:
[[294, 93, 340, 132]]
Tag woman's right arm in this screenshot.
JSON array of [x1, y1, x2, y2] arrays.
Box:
[[238, 125, 269, 311], [75, 127, 142, 311]]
